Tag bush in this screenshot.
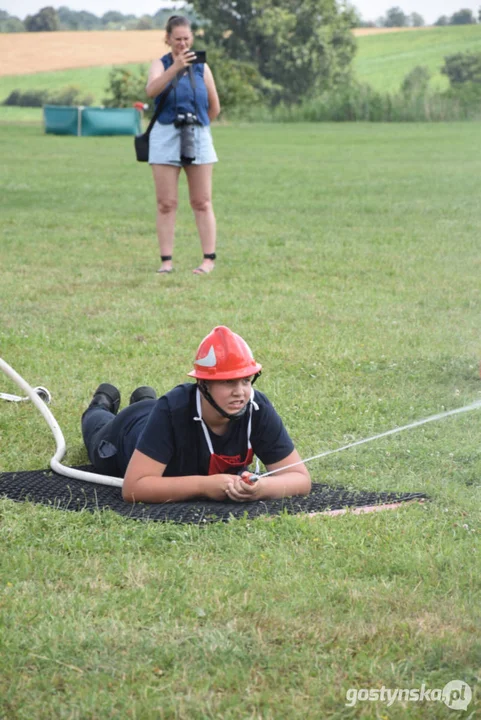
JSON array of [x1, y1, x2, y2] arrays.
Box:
[[240, 75, 481, 123], [401, 66, 431, 96], [2, 86, 93, 107], [445, 81, 481, 110], [442, 52, 481, 86], [3, 89, 50, 107], [48, 86, 94, 106], [204, 47, 280, 113], [234, 63, 479, 123], [102, 66, 150, 111]]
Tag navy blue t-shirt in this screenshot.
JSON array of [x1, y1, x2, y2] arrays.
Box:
[[114, 383, 294, 477]]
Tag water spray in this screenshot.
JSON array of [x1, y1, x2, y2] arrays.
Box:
[[254, 399, 481, 480]]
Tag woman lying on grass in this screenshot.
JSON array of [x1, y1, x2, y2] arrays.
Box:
[[81, 326, 311, 504]]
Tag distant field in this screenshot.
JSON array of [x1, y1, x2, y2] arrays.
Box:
[[352, 27, 427, 36], [0, 29, 168, 106], [0, 65, 135, 107], [354, 24, 481, 92], [0, 25, 480, 105], [0, 30, 168, 75], [0, 27, 422, 78]]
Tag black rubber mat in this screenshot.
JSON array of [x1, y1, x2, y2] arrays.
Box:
[[0, 466, 428, 524]]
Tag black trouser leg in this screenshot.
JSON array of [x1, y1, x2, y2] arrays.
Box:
[[81, 406, 121, 476]]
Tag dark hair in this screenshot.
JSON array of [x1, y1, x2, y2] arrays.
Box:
[[165, 15, 191, 35]]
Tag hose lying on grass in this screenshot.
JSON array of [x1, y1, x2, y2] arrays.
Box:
[[0, 357, 122, 488], [2, 356, 481, 489]]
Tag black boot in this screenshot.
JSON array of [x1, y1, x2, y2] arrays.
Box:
[[87, 383, 121, 415], [129, 386, 157, 405]]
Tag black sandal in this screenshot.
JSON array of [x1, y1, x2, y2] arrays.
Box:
[[157, 255, 173, 274], [193, 253, 216, 275]]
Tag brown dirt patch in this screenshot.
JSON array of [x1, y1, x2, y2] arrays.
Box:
[[352, 26, 432, 36], [0, 30, 169, 76], [1, 26, 434, 77]]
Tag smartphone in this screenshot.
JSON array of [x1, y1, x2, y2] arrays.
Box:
[[192, 50, 206, 64]]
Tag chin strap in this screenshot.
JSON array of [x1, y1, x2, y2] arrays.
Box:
[[198, 377, 260, 421], [194, 387, 260, 474]]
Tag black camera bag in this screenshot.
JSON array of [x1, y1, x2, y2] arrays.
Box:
[[134, 133, 150, 162], [134, 84, 173, 163]]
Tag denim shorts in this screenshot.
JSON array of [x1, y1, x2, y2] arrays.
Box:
[[149, 121, 218, 166]]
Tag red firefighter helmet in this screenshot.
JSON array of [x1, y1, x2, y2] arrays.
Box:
[[188, 326, 262, 380]]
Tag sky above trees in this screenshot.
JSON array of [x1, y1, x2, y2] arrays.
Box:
[[1, 0, 480, 26]]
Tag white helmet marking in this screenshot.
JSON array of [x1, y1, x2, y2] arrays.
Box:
[[195, 345, 217, 368]]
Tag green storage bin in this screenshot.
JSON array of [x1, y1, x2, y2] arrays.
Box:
[[43, 106, 141, 137], [81, 107, 141, 137], [44, 105, 80, 135]]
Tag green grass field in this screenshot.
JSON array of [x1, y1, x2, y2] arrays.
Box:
[[1, 120, 480, 717], [0, 65, 113, 105], [0, 63, 146, 107], [354, 24, 481, 92]]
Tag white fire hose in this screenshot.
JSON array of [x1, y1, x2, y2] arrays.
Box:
[[2, 356, 481, 488], [0, 357, 123, 487]]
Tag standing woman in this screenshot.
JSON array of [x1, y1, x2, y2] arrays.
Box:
[[146, 15, 221, 275]]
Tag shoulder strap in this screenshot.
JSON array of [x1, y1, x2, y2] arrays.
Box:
[[171, 65, 198, 118], [187, 66, 198, 115], [143, 83, 174, 136], [188, 65, 196, 90]]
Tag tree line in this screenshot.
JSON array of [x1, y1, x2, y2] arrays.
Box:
[[1, 4, 481, 33], [356, 5, 481, 28], [0, 5, 202, 32], [433, 7, 480, 26]]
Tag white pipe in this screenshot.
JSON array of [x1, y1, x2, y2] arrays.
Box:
[[0, 357, 123, 488]]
